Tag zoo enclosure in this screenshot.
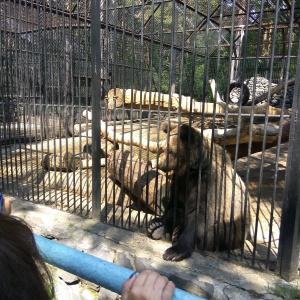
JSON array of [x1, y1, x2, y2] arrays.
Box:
[[1, 0, 300, 281]]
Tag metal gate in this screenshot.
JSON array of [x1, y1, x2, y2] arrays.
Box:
[[1, 0, 299, 280]]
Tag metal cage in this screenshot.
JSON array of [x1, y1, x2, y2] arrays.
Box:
[[1, 0, 299, 280]]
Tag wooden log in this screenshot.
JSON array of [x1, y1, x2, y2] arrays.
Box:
[[100, 120, 164, 153], [42, 152, 82, 171], [217, 119, 290, 159], [209, 79, 223, 103], [106, 88, 287, 116], [42, 170, 92, 200], [203, 122, 281, 145], [107, 88, 230, 113], [82, 110, 93, 121], [31, 137, 92, 154], [230, 103, 288, 116], [107, 88, 124, 108], [42, 138, 112, 171], [246, 77, 295, 106], [101, 117, 290, 157], [42, 152, 105, 171], [107, 149, 169, 213], [73, 122, 92, 136]]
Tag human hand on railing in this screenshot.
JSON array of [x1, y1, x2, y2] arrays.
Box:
[[0, 193, 11, 215], [122, 270, 175, 300]]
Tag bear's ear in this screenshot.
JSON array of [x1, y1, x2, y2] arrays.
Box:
[[179, 124, 194, 141], [160, 122, 177, 134]]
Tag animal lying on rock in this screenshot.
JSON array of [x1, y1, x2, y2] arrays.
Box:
[[148, 122, 252, 261]]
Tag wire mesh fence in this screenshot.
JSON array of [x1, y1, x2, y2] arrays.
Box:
[[1, 0, 300, 279]]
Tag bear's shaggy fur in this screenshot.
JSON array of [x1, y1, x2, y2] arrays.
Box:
[[148, 122, 252, 261]]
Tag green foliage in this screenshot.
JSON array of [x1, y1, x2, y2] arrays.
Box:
[[46, 283, 56, 300], [112, 1, 299, 100], [268, 284, 300, 300]]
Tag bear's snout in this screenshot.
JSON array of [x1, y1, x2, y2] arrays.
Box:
[[157, 153, 177, 171], [157, 155, 167, 171]]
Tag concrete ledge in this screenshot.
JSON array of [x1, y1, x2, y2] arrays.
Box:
[[9, 198, 295, 300]]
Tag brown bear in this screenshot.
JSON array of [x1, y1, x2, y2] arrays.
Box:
[[148, 122, 252, 261]]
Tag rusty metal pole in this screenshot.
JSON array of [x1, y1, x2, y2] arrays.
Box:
[[276, 39, 300, 281]]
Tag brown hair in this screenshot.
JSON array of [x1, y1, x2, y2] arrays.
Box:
[[0, 214, 54, 300]]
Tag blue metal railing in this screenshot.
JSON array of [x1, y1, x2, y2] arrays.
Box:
[[34, 235, 205, 300]]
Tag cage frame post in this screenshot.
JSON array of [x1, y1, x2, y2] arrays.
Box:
[[91, 0, 101, 219], [276, 40, 300, 281]]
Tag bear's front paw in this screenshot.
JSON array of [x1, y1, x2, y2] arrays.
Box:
[[163, 244, 192, 261], [147, 219, 165, 240]]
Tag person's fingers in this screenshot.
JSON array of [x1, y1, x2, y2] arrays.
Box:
[[121, 273, 138, 300], [3, 198, 11, 215], [132, 270, 158, 288], [129, 271, 162, 299], [142, 270, 161, 290], [122, 270, 175, 300], [153, 274, 169, 293], [161, 281, 175, 300], [152, 274, 173, 300]]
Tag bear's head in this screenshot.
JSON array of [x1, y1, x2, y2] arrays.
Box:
[[157, 122, 205, 176]]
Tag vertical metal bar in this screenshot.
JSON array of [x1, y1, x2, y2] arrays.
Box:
[[154, 0, 165, 218], [211, 0, 225, 253], [0, 2, 4, 190], [57, 2, 64, 210], [43, 0, 50, 207], [119, 0, 126, 229], [49, 0, 56, 208], [190, 0, 202, 251], [37, 0, 45, 204], [251, 0, 281, 267], [237, 1, 251, 263], [276, 38, 300, 281], [23, 0, 31, 201], [266, 0, 296, 271], [179, 0, 193, 245], [221, 0, 238, 257], [111, 0, 117, 227], [128, 0, 136, 229], [137, 0, 145, 228], [19, 0, 26, 200], [103, 0, 109, 222], [62, 2, 70, 209], [83, 0, 91, 216], [228, 3, 251, 257], [69, 0, 75, 214], [91, 0, 101, 219], [243, 0, 265, 267], [51, 0, 57, 208], [146, 0, 157, 223], [0, 2, 9, 190], [7, 2, 14, 194], [204, 0, 215, 252], [31, 0, 39, 203], [167, 0, 178, 234], [75, 0, 83, 216], [13, 0, 21, 196]]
